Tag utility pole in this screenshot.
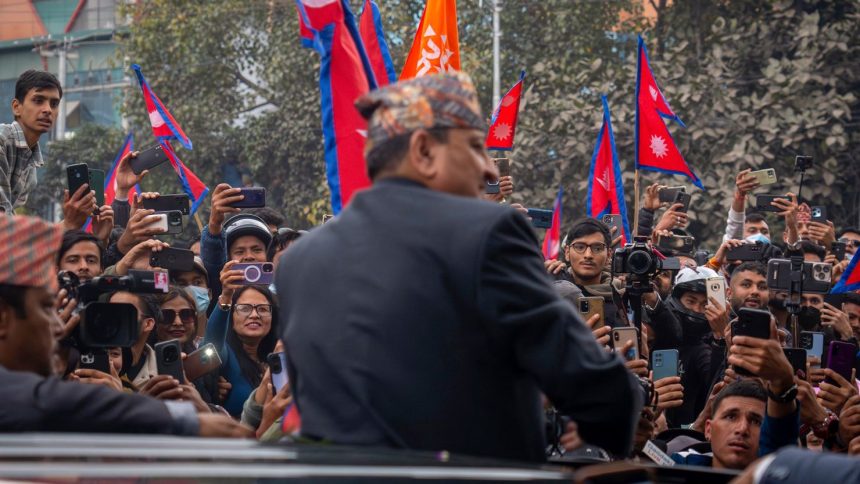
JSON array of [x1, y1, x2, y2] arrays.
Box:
[[492, 0, 501, 106], [55, 38, 67, 140]]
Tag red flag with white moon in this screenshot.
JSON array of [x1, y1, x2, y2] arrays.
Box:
[[486, 71, 525, 151]]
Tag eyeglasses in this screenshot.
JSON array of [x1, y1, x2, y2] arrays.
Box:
[[838, 238, 859, 248], [234, 304, 273, 317], [569, 242, 607, 254], [160, 308, 196, 325]]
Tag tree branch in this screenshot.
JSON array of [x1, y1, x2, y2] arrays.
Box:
[[234, 70, 280, 108]]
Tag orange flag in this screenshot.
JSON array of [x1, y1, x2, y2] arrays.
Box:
[[400, 0, 460, 79]]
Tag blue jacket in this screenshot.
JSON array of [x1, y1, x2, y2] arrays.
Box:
[[203, 306, 253, 417], [200, 225, 227, 300], [671, 405, 800, 467]]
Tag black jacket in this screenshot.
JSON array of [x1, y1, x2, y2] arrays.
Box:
[[277, 178, 643, 462], [0, 365, 194, 434]]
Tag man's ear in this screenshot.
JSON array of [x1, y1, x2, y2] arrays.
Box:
[[0, 301, 11, 340], [406, 129, 439, 179], [11, 99, 21, 119], [142, 317, 155, 334], [704, 419, 712, 442]]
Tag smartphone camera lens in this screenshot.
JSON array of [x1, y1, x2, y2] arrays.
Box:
[[169, 213, 182, 225], [243, 265, 262, 283], [163, 346, 179, 363]]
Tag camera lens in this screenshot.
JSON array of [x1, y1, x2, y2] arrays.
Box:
[[169, 214, 181, 225], [628, 251, 653, 275], [89, 311, 120, 344], [163, 346, 179, 363]]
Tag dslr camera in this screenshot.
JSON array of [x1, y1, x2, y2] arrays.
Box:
[[59, 269, 168, 349], [612, 237, 681, 281]]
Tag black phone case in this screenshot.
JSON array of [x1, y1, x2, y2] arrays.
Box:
[[67, 164, 89, 196], [831, 241, 847, 262], [659, 187, 685, 203], [230, 188, 266, 208], [783, 349, 807, 379], [155, 340, 186, 383], [131, 145, 169, 175], [673, 192, 692, 213], [485, 181, 500, 194], [79, 351, 111, 374], [810, 206, 827, 223], [142, 195, 191, 215], [149, 247, 195, 272], [527, 208, 553, 229], [755, 195, 784, 213], [732, 308, 771, 376], [726, 242, 765, 261]]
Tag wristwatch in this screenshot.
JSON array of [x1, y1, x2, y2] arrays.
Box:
[[766, 383, 798, 404], [218, 296, 232, 311]]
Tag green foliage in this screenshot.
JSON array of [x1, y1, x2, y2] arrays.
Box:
[[36, 0, 856, 246]]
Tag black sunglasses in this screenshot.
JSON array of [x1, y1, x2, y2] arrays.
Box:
[[160, 308, 196, 324]]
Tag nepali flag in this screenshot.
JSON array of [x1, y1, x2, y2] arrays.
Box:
[[296, 0, 375, 213], [587, 96, 631, 244], [131, 64, 193, 151], [542, 185, 563, 260], [832, 250, 860, 294], [635, 36, 703, 189], [160, 141, 209, 215], [358, 0, 396, 86], [486, 71, 525, 151], [84, 133, 139, 233]]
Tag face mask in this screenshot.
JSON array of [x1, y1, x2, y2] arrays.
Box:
[[187, 285, 211, 313]]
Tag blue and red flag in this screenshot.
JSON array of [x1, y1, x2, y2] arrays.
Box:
[[160, 141, 209, 215], [542, 185, 563, 260], [296, 0, 375, 213], [131, 64, 193, 151], [832, 250, 860, 294], [635, 36, 703, 189], [486, 71, 525, 151], [358, 0, 396, 86], [84, 133, 138, 233], [587, 96, 631, 245]]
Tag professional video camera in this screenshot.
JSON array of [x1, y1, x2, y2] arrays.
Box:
[[612, 237, 681, 282], [59, 269, 168, 348]]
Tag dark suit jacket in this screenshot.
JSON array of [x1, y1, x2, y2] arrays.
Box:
[[759, 447, 860, 483], [0, 365, 180, 434], [277, 178, 643, 461]]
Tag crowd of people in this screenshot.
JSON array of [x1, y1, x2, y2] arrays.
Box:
[[2, 68, 860, 479]]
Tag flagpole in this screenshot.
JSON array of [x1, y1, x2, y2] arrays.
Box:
[[633, 167, 640, 238]]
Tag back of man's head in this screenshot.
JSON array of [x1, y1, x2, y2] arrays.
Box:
[[15, 69, 63, 103], [245, 207, 286, 232]]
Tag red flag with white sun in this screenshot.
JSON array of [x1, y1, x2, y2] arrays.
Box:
[[635, 36, 703, 189], [486, 71, 525, 151]]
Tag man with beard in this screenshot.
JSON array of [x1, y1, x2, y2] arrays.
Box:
[[726, 262, 770, 315]]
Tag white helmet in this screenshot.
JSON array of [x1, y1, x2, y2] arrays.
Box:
[[673, 266, 720, 286]]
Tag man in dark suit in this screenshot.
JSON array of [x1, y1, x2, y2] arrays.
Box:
[[0, 214, 250, 437], [276, 72, 644, 462]]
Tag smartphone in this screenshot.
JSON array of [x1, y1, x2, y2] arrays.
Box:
[[824, 341, 857, 385], [831, 241, 847, 262], [485, 181, 500, 194], [611, 327, 640, 362], [79, 350, 111, 374], [229, 187, 266, 209], [145, 213, 169, 234], [66, 163, 89, 196], [673, 191, 692, 213], [731, 308, 771, 376], [783, 348, 807, 380], [658, 186, 686, 203], [748, 168, 777, 186], [234, 262, 275, 286], [145, 211, 184, 235], [576, 296, 605, 329], [150, 247, 195, 272], [706, 276, 727, 309], [142, 194, 191, 215], [154, 339, 185, 383], [767, 259, 832, 294], [526, 208, 553, 229], [657, 235, 694, 254], [651, 349, 680, 381], [494, 158, 511, 177], [130, 144, 169, 175], [755, 194, 786, 213], [601, 214, 624, 239], [726, 242, 766, 262], [89, 169, 105, 207], [183, 343, 222, 381], [800, 331, 825, 364], [267, 352, 289, 394], [810, 206, 827, 223]]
